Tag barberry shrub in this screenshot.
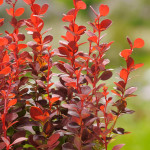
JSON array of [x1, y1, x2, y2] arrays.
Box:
[[0, 0, 144, 150]]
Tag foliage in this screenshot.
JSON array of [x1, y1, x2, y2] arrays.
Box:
[[0, 0, 144, 150]]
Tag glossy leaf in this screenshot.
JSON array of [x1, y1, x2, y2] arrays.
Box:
[[8, 99, 17, 108], [50, 97, 60, 105], [100, 19, 112, 31], [43, 35, 53, 44], [30, 106, 43, 121], [11, 137, 27, 146], [125, 87, 137, 95]]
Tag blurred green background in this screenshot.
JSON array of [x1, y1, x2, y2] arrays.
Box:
[[0, 0, 150, 149]]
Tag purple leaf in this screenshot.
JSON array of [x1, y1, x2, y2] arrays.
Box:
[[100, 71, 112, 80], [112, 144, 125, 150], [11, 137, 27, 146], [125, 87, 137, 95]]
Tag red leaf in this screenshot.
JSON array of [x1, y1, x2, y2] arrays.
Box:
[[127, 57, 134, 69], [76, 1, 86, 10], [33, 32, 41, 43], [127, 36, 132, 49], [120, 49, 132, 60], [3, 52, 9, 62], [100, 71, 112, 80], [6, 8, 13, 16], [40, 4, 49, 15], [112, 144, 125, 150], [35, 112, 49, 122], [18, 33, 25, 41], [100, 105, 105, 111], [99, 4, 109, 16], [31, 4, 41, 15], [0, 66, 11, 75], [9, 43, 17, 51], [8, 99, 17, 108], [88, 36, 97, 43], [48, 133, 60, 146], [36, 80, 45, 88], [0, 142, 5, 150], [50, 97, 60, 105], [66, 82, 77, 88], [0, 0, 3, 6], [133, 38, 144, 48], [100, 19, 112, 31], [111, 90, 121, 97], [15, 8, 25, 17], [120, 69, 128, 82], [30, 106, 43, 121], [43, 35, 53, 44], [18, 44, 27, 51], [62, 15, 74, 22], [132, 63, 144, 70], [0, 37, 8, 46], [23, 0, 35, 5], [0, 18, 4, 27]]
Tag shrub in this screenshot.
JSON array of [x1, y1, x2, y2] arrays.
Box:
[[0, 0, 144, 150]]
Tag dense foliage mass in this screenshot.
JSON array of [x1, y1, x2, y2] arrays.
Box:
[[0, 0, 144, 150]]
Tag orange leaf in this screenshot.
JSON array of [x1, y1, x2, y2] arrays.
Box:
[[133, 38, 144, 48], [120, 69, 128, 82], [62, 15, 74, 22], [99, 4, 109, 16], [132, 63, 144, 70], [0, 37, 8, 46], [6, 8, 13, 16], [0, 0, 3, 6], [88, 36, 97, 43], [8, 99, 17, 108], [120, 49, 132, 60], [35, 112, 49, 122], [23, 0, 35, 5], [18, 44, 27, 51], [100, 105, 105, 111], [76, 1, 86, 10], [3, 51, 9, 62], [15, 8, 25, 17], [30, 106, 43, 121], [0, 66, 11, 75], [50, 97, 60, 105]]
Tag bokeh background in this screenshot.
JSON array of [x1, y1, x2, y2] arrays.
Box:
[[0, 0, 150, 149]]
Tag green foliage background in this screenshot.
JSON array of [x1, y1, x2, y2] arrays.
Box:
[[0, 0, 150, 149]]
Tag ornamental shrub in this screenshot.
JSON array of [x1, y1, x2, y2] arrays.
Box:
[[0, 0, 144, 150]]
